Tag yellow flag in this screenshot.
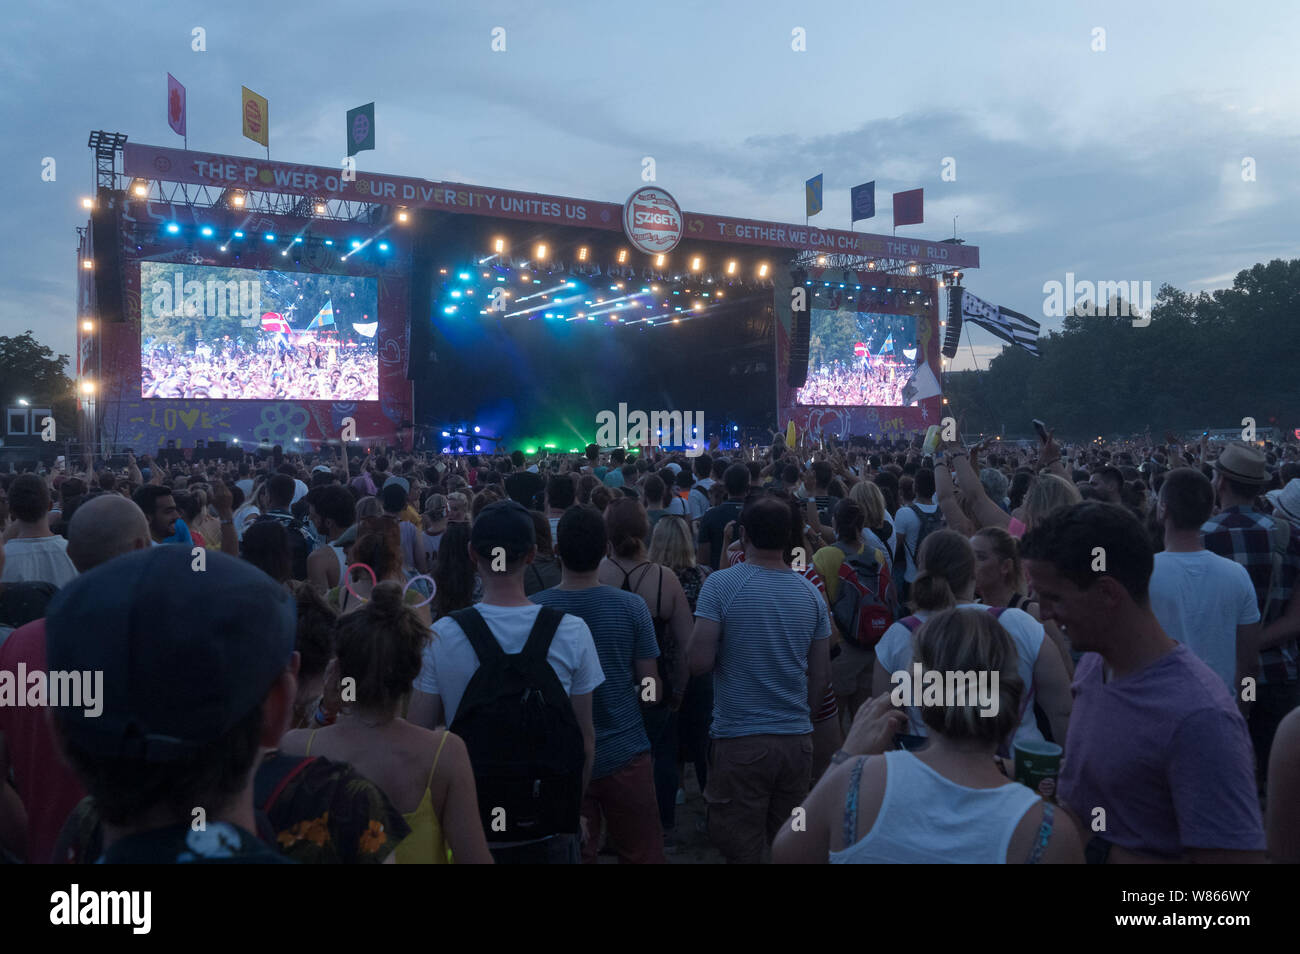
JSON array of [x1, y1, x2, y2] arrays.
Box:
[[786, 420, 797, 447], [241, 86, 269, 146]]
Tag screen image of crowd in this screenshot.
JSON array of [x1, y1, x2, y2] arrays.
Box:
[[141, 335, 380, 400], [796, 310, 918, 407], [2, 429, 1299, 866]]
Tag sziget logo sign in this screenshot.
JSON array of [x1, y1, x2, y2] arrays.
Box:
[[0, 665, 103, 717], [150, 275, 262, 322], [623, 186, 683, 255], [1042, 272, 1152, 327], [595, 404, 704, 457], [890, 665, 1000, 717]]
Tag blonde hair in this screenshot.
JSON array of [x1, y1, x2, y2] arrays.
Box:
[[648, 516, 696, 572], [849, 479, 887, 529], [914, 608, 1024, 745], [1021, 474, 1082, 531]]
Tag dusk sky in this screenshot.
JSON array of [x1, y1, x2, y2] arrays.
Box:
[[2, 0, 1295, 371]]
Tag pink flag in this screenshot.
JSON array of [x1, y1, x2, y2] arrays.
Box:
[[893, 188, 923, 227], [167, 73, 186, 137]]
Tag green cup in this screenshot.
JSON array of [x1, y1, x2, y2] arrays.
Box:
[[1013, 739, 1062, 799]]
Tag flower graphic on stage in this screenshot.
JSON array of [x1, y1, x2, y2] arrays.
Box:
[[253, 402, 310, 445]]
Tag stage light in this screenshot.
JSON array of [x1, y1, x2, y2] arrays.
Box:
[[535, 243, 548, 260], [617, 249, 629, 264], [350, 240, 361, 249], [281, 250, 288, 256], [324, 239, 333, 246], [80, 380, 95, 395], [81, 197, 93, 209], [233, 438, 240, 444], [233, 230, 245, 239], [397, 209, 410, 223], [693, 302, 703, 311], [131, 180, 148, 197], [690, 256, 702, 271], [219, 245, 227, 252], [294, 237, 303, 244], [315, 203, 327, 215], [908, 263, 918, 274], [443, 306, 457, 315], [943, 397, 949, 404], [494, 237, 506, 253], [474, 426, 481, 433], [867, 261, 876, 270], [757, 263, 769, 278], [474, 444, 482, 452], [576, 246, 590, 263], [166, 223, 180, 234], [81, 319, 94, 332], [817, 255, 826, 266], [726, 260, 737, 275], [733, 425, 739, 431], [264, 233, 276, 242], [230, 192, 246, 208], [81, 259, 93, 270], [378, 242, 390, 252]]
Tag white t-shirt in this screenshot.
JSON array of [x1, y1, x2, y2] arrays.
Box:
[[1149, 549, 1259, 693], [875, 603, 1046, 747], [687, 481, 712, 521], [414, 602, 605, 724], [235, 478, 255, 498], [893, 502, 939, 583], [291, 479, 309, 505], [1, 536, 78, 587]]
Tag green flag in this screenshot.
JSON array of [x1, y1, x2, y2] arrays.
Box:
[[346, 102, 375, 157]]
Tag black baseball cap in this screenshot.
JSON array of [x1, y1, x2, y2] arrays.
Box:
[[46, 546, 296, 763], [470, 499, 535, 559]]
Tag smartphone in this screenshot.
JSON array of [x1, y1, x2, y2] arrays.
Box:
[[895, 733, 928, 752], [1032, 419, 1050, 443]]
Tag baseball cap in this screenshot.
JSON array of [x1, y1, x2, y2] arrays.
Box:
[[46, 546, 296, 763], [311, 465, 332, 475], [470, 499, 535, 558], [384, 475, 410, 495]]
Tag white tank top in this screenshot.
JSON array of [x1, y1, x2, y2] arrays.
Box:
[[331, 544, 347, 583], [829, 750, 1042, 864]]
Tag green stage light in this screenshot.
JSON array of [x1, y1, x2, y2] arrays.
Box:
[[525, 447, 536, 454]]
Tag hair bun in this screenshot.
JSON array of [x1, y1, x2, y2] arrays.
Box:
[[369, 580, 406, 617]]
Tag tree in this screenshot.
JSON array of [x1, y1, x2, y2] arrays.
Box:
[[0, 330, 75, 435]]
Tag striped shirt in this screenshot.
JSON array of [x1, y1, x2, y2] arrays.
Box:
[[531, 586, 659, 779], [1202, 506, 1300, 684], [695, 562, 830, 739]]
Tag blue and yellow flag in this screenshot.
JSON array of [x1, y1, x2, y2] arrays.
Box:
[[805, 173, 823, 217], [305, 301, 336, 330]]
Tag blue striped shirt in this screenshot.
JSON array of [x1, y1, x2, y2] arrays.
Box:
[[531, 586, 659, 779], [694, 562, 830, 739]]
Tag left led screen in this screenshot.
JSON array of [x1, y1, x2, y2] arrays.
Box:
[[140, 262, 380, 400]]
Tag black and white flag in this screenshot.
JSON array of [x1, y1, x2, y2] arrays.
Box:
[[961, 289, 1041, 356]]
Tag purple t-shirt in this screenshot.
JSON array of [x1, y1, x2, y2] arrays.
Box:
[[1058, 644, 1264, 859]]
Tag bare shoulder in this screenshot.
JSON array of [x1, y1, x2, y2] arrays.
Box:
[[821, 754, 888, 852], [278, 727, 312, 756], [1007, 799, 1084, 864]]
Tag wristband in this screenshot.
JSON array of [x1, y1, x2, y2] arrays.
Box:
[[830, 749, 853, 765], [313, 705, 335, 727]]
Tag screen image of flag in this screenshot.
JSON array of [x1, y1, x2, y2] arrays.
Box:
[[305, 301, 336, 330], [347, 102, 375, 156], [960, 289, 1041, 356], [900, 360, 942, 405], [352, 321, 378, 338], [242, 86, 269, 146], [893, 188, 924, 227], [806, 174, 823, 217], [167, 73, 186, 137], [851, 181, 875, 222]]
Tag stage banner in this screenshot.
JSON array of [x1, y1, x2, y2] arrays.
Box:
[[167, 74, 186, 138], [893, 188, 923, 227], [851, 181, 875, 222], [242, 86, 269, 147], [347, 102, 375, 156]]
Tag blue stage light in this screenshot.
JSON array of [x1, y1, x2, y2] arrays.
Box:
[[458, 272, 470, 280], [441, 431, 450, 437], [450, 290, 462, 298], [264, 233, 276, 242], [474, 444, 481, 452], [165, 223, 179, 234], [294, 237, 303, 244], [378, 242, 389, 252], [350, 240, 362, 249], [199, 226, 213, 238], [233, 230, 245, 239], [443, 306, 457, 315], [324, 239, 333, 246]]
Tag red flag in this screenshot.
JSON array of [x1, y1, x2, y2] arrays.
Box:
[[893, 188, 923, 227], [167, 73, 186, 137]]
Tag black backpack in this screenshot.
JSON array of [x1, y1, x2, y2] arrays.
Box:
[[249, 512, 312, 580], [905, 503, 944, 564], [448, 606, 585, 843]]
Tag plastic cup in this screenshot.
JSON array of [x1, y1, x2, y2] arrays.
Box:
[[1013, 739, 1062, 799]]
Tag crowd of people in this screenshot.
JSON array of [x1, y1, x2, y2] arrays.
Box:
[[142, 335, 379, 401], [796, 357, 909, 406], [1, 427, 1299, 865]]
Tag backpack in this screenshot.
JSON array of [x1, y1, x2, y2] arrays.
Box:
[[828, 541, 894, 649], [905, 503, 944, 565], [448, 606, 585, 843]]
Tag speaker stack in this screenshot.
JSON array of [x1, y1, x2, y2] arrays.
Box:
[[787, 267, 810, 389]]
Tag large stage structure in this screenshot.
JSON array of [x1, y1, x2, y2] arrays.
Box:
[[74, 133, 978, 455]]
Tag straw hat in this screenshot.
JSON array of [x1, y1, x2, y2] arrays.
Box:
[[1211, 442, 1268, 485]]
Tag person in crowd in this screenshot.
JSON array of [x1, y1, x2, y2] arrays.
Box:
[[893, 468, 943, 604], [306, 485, 357, 593], [849, 479, 896, 574], [45, 547, 299, 863], [597, 499, 694, 847], [1201, 441, 1300, 789], [280, 581, 492, 864], [0, 536, 57, 643], [240, 520, 294, 586], [773, 610, 1083, 864], [687, 494, 832, 863], [524, 511, 564, 596], [187, 486, 223, 548], [330, 522, 430, 623], [286, 581, 338, 730], [1149, 468, 1261, 698], [504, 449, 546, 511], [641, 474, 671, 537], [2, 475, 78, 587], [253, 474, 316, 580], [431, 521, 478, 620], [698, 464, 750, 571], [545, 474, 576, 544], [1022, 502, 1266, 862], [1089, 466, 1124, 504], [382, 480, 428, 576], [1267, 705, 1300, 862], [532, 505, 665, 863], [872, 530, 1072, 748], [407, 500, 603, 863], [421, 493, 449, 565]]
